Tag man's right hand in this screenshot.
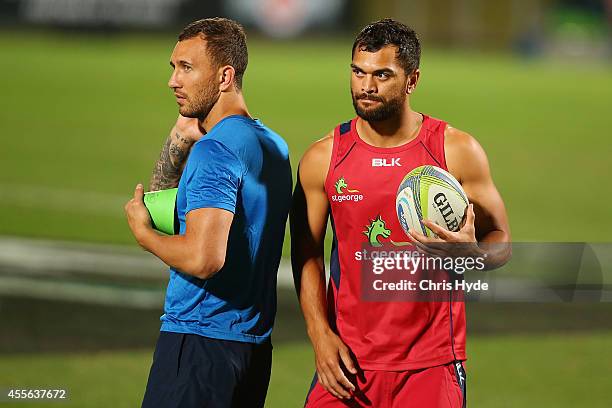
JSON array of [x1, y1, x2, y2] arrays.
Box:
[[149, 116, 205, 191], [174, 115, 205, 143], [312, 328, 357, 400]]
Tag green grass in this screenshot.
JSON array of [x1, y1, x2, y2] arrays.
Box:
[[0, 30, 611, 248], [0, 30, 611, 407], [1, 332, 611, 407]]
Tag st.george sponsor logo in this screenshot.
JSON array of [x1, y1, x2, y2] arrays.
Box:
[[361, 214, 410, 248], [372, 158, 401, 167], [331, 176, 364, 203]]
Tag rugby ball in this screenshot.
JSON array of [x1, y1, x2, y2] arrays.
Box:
[[396, 165, 468, 237]]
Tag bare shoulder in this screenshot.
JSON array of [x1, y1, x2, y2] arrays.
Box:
[[445, 126, 481, 152], [444, 125, 490, 182], [298, 131, 334, 185], [301, 131, 333, 166]]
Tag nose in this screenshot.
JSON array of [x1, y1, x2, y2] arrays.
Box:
[[361, 75, 377, 94], [168, 69, 180, 89]]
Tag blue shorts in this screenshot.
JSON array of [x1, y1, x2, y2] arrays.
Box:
[[141, 331, 272, 408]]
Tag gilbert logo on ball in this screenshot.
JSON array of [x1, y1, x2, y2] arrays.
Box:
[[396, 165, 468, 237], [144, 188, 178, 235]]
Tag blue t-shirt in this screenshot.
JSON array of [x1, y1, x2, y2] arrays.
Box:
[[160, 115, 292, 343]]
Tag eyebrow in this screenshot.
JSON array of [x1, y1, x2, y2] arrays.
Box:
[[350, 63, 394, 75], [169, 60, 192, 68]]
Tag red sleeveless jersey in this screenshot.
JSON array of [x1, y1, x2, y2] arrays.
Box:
[[324, 115, 467, 371]]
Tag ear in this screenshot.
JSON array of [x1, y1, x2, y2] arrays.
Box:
[[406, 69, 420, 95], [218, 65, 236, 92]]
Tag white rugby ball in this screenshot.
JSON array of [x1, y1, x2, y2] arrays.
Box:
[[396, 165, 469, 237]]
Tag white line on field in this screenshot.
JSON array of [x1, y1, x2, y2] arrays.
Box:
[[0, 236, 295, 309], [0, 236, 167, 279], [0, 275, 165, 309], [0, 183, 126, 217]]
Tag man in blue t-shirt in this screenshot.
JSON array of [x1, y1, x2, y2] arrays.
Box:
[[125, 18, 292, 408]]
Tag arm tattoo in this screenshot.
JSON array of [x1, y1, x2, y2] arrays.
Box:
[[149, 131, 193, 191]]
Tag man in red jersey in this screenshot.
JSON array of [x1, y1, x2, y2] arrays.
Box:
[[291, 19, 511, 407]]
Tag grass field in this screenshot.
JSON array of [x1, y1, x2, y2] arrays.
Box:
[[1, 30, 611, 408], [1, 31, 611, 247], [1, 332, 611, 407]]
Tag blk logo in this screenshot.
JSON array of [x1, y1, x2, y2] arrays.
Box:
[[372, 158, 401, 167], [455, 362, 465, 386]]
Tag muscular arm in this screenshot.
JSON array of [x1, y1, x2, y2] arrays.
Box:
[[291, 133, 333, 339], [445, 126, 512, 268], [290, 133, 357, 400], [135, 207, 233, 279], [149, 116, 204, 191]]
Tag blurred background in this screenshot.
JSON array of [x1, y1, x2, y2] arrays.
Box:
[[0, 0, 611, 406]]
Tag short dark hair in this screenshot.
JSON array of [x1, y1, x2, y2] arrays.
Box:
[[179, 17, 248, 89], [352, 19, 421, 74]]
